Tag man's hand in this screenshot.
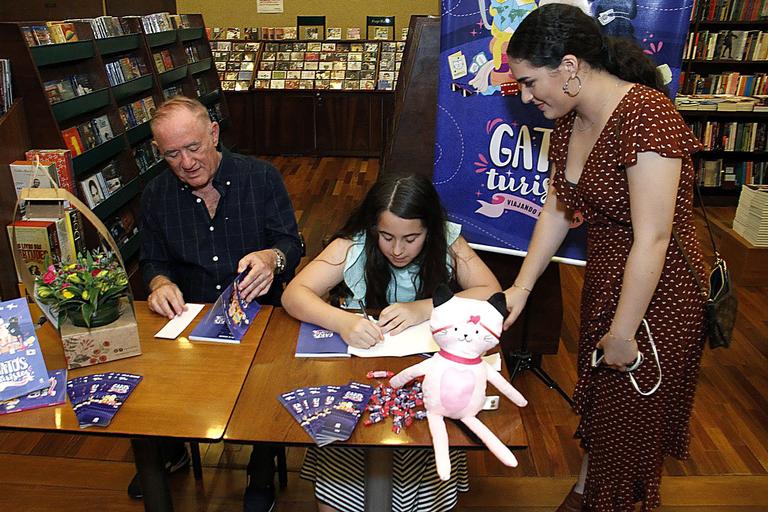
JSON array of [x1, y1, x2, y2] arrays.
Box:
[[237, 250, 277, 303], [378, 301, 430, 335], [148, 276, 186, 319]]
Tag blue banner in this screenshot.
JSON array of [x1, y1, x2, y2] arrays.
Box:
[[434, 0, 694, 264]]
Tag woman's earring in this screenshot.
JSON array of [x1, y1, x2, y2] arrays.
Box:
[[562, 75, 582, 97]]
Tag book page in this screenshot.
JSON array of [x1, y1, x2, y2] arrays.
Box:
[[347, 320, 438, 358]]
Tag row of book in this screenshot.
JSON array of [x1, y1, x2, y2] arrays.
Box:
[[683, 30, 768, 61], [118, 96, 157, 130], [61, 115, 116, 157], [133, 139, 163, 173], [21, 22, 78, 47], [184, 44, 204, 63], [697, 158, 768, 188], [207, 26, 409, 42], [675, 94, 768, 111], [0, 59, 11, 116], [692, 0, 768, 22], [83, 15, 130, 39], [152, 49, 177, 73], [42, 74, 95, 104], [679, 71, 768, 97], [140, 12, 194, 34], [80, 160, 123, 208], [105, 55, 149, 87], [733, 184, 768, 246], [690, 120, 768, 152]]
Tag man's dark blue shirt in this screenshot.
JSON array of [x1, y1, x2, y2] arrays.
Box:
[[140, 149, 302, 305]]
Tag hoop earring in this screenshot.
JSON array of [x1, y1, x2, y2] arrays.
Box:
[[562, 75, 582, 97]]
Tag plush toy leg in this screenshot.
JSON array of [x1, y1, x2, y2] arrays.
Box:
[[426, 412, 453, 481], [460, 416, 518, 467]]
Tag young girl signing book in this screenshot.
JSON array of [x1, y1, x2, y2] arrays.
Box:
[[282, 173, 501, 512]]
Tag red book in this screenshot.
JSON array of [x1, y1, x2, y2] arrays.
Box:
[[25, 149, 75, 194], [60, 127, 84, 156]]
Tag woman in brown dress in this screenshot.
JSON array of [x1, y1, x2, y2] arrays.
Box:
[[501, 4, 707, 511]]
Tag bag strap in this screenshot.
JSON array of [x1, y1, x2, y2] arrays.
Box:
[[693, 183, 720, 260]]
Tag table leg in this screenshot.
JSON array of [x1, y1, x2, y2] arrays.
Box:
[[364, 447, 393, 512], [131, 438, 174, 512]]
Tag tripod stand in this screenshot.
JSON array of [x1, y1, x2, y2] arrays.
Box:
[[506, 306, 574, 407]]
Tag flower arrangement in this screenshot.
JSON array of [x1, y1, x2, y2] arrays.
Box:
[[35, 251, 129, 328]]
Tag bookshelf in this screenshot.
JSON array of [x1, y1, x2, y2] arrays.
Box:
[[0, 13, 229, 296], [679, 0, 768, 205]]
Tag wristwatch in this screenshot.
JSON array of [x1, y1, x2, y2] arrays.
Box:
[[271, 248, 286, 275]]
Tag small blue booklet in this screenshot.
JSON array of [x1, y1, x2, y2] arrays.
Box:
[[0, 298, 50, 401], [295, 322, 350, 357], [66, 372, 142, 428], [189, 270, 261, 343], [0, 369, 66, 415]]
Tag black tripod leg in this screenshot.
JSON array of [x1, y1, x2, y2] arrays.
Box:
[[507, 351, 530, 381], [529, 365, 574, 407]]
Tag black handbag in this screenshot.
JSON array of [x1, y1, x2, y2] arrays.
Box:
[[673, 186, 738, 349]]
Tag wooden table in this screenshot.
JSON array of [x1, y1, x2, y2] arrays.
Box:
[[225, 308, 528, 511], [0, 301, 273, 512]]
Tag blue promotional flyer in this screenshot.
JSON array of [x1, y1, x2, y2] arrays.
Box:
[[434, 0, 694, 264]]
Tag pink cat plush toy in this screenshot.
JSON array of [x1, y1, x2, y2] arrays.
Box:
[[389, 284, 528, 481]]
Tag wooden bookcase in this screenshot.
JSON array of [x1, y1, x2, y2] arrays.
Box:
[[679, 1, 768, 205], [0, 13, 229, 298]]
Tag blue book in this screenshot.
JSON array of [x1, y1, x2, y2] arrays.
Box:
[[0, 298, 51, 401], [189, 270, 261, 343], [0, 369, 66, 415], [295, 322, 350, 358]]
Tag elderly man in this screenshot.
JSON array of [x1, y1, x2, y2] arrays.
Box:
[[137, 96, 302, 512]]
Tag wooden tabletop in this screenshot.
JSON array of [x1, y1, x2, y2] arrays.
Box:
[[0, 302, 272, 441], [225, 308, 528, 449]]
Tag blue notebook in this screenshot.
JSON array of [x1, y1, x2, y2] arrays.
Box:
[[295, 322, 350, 358], [0, 298, 50, 401], [189, 271, 261, 343]]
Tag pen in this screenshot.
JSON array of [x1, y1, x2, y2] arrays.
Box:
[[358, 299, 370, 321]]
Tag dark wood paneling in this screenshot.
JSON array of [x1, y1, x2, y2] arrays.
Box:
[[223, 92, 255, 153], [380, 16, 440, 176], [0, 0, 103, 21], [0, 100, 31, 300], [316, 92, 384, 155], [253, 92, 317, 155]]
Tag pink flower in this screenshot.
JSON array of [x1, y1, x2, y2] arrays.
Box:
[[43, 267, 56, 284]]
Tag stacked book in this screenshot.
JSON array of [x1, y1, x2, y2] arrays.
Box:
[[733, 185, 768, 247]]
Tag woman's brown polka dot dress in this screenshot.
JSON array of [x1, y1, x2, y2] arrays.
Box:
[[549, 84, 708, 511]]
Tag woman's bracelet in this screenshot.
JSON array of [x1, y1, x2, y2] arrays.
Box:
[[511, 283, 533, 293], [607, 330, 635, 343]]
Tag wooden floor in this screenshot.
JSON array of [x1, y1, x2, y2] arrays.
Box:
[[1, 156, 766, 511]]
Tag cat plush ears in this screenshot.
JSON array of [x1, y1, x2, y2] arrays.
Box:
[[432, 284, 508, 319]]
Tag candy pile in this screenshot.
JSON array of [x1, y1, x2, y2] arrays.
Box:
[[364, 370, 427, 434]]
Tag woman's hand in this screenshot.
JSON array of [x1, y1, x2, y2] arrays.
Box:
[[502, 286, 530, 330], [339, 313, 383, 349], [596, 332, 639, 371], [378, 301, 431, 336]]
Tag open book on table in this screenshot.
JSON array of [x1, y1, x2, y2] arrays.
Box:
[[189, 270, 261, 343]]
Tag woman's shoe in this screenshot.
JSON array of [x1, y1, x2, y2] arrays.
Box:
[[555, 486, 583, 512]]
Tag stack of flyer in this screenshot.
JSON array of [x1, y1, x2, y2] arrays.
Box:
[[278, 382, 374, 446], [66, 372, 142, 428], [733, 185, 768, 247]]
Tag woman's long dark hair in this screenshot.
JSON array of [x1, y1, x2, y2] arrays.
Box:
[[507, 3, 668, 95], [332, 173, 454, 309]]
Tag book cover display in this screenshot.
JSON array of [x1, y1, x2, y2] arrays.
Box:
[[0, 298, 50, 402], [255, 41, 380, 91], [0, 369, 66, 415], [189, 271, 261, 343], [211, 41, 260, 91]]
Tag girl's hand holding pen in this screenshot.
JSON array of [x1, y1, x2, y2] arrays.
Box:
[[339, 301, 383, 349]]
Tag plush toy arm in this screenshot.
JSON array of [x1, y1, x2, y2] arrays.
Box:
[[485, 363, 528, 407], [390, 359, 431, 388]]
